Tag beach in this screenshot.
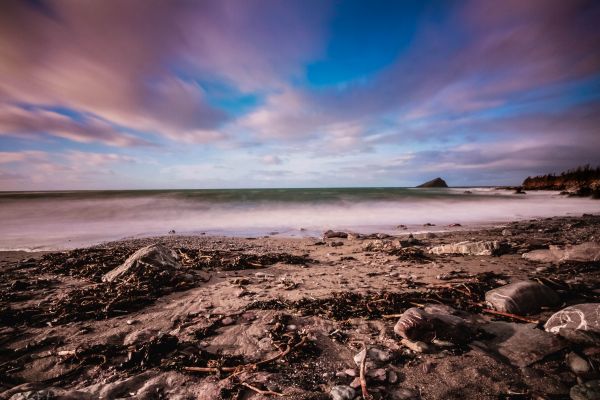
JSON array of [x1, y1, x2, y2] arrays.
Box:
[[1, 213, 599, 399]]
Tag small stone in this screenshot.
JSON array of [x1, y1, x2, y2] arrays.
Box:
[[570, 379, 600, 400], [344, 368, 357, 377], [502, 229, 512, 236], [349, 378, 361, 388], [126, 319, 135, 325], [330, 385, 356, 400], [388, 370, 399, 383], [367, 368, 387, 381], [221, 317, 235, 325], [566, 352, 591, 376], [400, 338, 431, 353]]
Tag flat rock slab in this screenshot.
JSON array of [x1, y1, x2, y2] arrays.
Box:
[[544, 303, 600, 345], [428, 241, 508, 256], [485, 280, 560, 315], [102, 244, 180, 283], [523, 241, 600, 263], [480, 322, 566, 367]]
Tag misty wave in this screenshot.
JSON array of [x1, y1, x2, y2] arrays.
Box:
[[0, 188, 598, 250]]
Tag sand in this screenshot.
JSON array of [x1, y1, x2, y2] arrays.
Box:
[[1, 214, 599, 399]]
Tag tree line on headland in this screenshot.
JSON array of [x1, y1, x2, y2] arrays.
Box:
[[522, 165, 600, 198]]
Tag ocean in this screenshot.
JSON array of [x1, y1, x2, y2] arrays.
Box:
[[1, 187, 598, 251]]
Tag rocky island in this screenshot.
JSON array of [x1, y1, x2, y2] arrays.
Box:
[[416, 178, 448, 188]]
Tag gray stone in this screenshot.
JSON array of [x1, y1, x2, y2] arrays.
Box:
[[394, 305, 475, 344], [330, 385, 355, 400], [485, 280, 560, 315], [353, 347, 393, 367], [523, 242, 600, 263], [545, 303, 600, 345], [367, 368, 387, 381], [481, 321, 566, 367], [102, 244, 179, 283], [428, 240, 509, 256], [400, 338, 431, 353], [566, 352, 591, 376], [570, 380, 600, 400]]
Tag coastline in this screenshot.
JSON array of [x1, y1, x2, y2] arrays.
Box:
[[1, 214, 599, 399]]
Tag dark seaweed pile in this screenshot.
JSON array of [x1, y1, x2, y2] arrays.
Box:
[[248, 272, 507, 320]]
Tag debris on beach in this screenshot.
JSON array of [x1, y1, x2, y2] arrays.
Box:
[[428, 240, 510, 256], [2, 215, 600, 399]]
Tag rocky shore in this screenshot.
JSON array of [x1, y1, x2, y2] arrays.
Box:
[[1, 215, 599, 399]]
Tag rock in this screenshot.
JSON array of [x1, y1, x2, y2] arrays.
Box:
[[221, 317, 235, 326], [417, 177, 448, 188], [485, 280, 560, 315], [330, 385, 355, 400], [428, 241, 509, 256], [523, 242, 600, 263], [566, 352, 591, 376], [362, 239, 402, 252], [394, 305, 475, 344], [400, 338, 431, 353], [501, 229, 512, 236], [323, 230, 348, 239], [570, 380, 600, 400], [480, 322, 566, 367], [544, 303, 600, 345], [353, 347, 393, 367], [367, 368, 387, 381], [102, 244, 179, 283], [387, 370, 399, 383]]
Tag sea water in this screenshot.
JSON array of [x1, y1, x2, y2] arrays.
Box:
[[0, 187, 598, 250]]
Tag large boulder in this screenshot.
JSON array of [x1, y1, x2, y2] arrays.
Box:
[[544, 303, 600, 345], [416, 177, 448, 188], [523, 242, 600, 263], [394, 304, 476, 344], [479, 321, 566, 367], [485, 281, 560, 315], [428, 241, 509, 256], [102, 244, 180, 283]]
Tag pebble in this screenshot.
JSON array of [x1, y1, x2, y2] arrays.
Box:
[[367, 368, 387, 381], [330, 385, 356, 400], [570, 380, 600, 400], [388, 370, 399, 384], [344, 368, 357, 377], [221, 317, 235, 325], [126, 319, 135, 325], [401, 338, 431, 353], [566, 352, 591, 376]]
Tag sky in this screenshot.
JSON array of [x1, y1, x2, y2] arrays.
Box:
[[0, 0, 599, 190]]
